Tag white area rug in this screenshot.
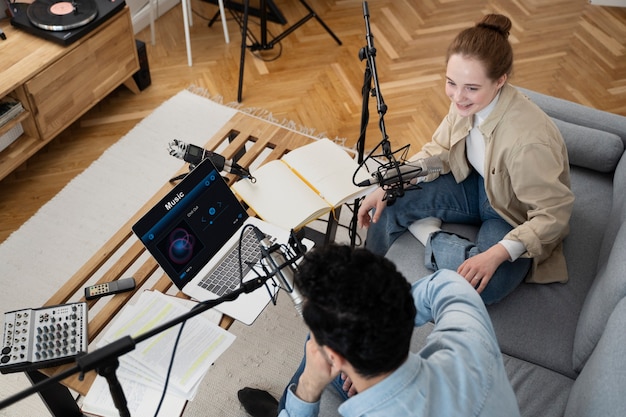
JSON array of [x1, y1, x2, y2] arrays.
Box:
[[0, 89, 314, 416]]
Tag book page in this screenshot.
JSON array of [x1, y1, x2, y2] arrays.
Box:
[[281, 139, 374, 206], [232, 160, 332, 231]]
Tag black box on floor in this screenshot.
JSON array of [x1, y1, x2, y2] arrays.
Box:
[[133, 40, 151, 91]]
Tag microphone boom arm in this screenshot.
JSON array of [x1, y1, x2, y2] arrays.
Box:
[[350, 0, 411, 229], [361, 1, 391, 157]]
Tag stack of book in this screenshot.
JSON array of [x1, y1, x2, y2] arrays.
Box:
[[0, 97, 25, 152], [0, 98, 23, 128]]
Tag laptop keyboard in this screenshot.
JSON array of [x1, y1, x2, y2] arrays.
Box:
[[197, 227, 267, 296]]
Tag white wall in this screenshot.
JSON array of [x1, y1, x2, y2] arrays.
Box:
[[589, 0, 626, 6], [127, 0, 181, 34]]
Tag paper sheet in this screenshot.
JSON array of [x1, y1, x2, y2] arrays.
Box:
[[82, 291, 236, 416]]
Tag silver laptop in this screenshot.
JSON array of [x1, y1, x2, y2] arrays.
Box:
[[132, 159, 300, 325]]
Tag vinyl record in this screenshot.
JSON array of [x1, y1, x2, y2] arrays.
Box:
[[27, 0, 98, 31]]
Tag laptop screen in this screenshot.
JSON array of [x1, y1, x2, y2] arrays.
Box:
[[132, 159, 249, 290]]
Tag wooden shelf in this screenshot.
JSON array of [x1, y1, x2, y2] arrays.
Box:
[[0, 133, 43, 179], [0, 109, 29, 137]]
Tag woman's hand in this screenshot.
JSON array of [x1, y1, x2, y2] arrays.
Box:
[[357, 188, 387, 228], [457, 244, 510, 293]]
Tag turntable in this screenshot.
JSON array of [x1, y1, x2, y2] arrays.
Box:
[[9, 0, 127, 46]]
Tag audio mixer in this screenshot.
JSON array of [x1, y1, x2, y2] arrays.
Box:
[[1, 302, 88, 374]]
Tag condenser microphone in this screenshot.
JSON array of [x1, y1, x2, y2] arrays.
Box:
[[253, 227, 304, 316], [358, 155, 443, 187], [167, 139, 253, 179]]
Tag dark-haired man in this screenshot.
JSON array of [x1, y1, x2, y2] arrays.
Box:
[[240, 244, 519, 417]]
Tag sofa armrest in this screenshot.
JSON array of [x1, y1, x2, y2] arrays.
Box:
[[565, 297, 626, 417]]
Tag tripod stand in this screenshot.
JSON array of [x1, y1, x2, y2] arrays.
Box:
[[234, 0, 343, 102]]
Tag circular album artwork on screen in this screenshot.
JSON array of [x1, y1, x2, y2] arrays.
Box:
[[27, 0, 98, 31]]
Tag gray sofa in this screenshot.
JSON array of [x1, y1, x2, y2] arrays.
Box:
[[383, 88, 626, 417], [318, 88, 626, 416]]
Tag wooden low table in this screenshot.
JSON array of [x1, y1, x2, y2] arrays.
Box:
[[18, 111, 334, 415]]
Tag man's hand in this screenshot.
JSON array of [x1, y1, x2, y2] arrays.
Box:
[[357, 188, 387, 228], [457, 244, 510, 293], [341, 373, 357, 397], [295, 338, 341, 403]]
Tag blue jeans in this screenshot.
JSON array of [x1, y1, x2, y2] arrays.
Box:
[[278, 335, 349, 411], [366, 171, 530, 304]]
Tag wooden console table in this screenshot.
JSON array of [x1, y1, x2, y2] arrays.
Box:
[[15, 111, 333, 416], [0, 7, 140, 181]]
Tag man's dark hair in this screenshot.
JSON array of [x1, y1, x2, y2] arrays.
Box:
[[294, 244, 416, 378]]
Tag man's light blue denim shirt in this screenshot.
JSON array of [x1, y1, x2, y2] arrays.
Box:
[[280, 269, 520, 417]]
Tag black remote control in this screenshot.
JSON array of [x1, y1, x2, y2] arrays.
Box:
[[84, 278, 136, 300]]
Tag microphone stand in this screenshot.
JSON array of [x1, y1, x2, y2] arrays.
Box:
[[350, 1, 409, 246], [0, 276, 274, 416]]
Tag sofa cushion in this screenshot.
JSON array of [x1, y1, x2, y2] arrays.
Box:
[[386, 164, 613, 378], [319, 385, 344, 417], [503, 354, 573, 417], [553, 118, 623, 172], [596, 155, 626, 276], [565, 297, 626, 417], [572, 223, 626, 371], [572, 155, 626, 371]]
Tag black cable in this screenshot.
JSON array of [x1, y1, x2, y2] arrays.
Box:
[[153, 223, 258, 416], [309, 201, 365, 247], [153, 321, 186, 417], [189, 4, 284, 61], [228, 6, 284, 62]]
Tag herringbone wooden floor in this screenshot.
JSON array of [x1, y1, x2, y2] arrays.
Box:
[[0, 0, 625, 243]]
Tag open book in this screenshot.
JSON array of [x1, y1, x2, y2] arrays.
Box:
[[231, 138, 375, 231]]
